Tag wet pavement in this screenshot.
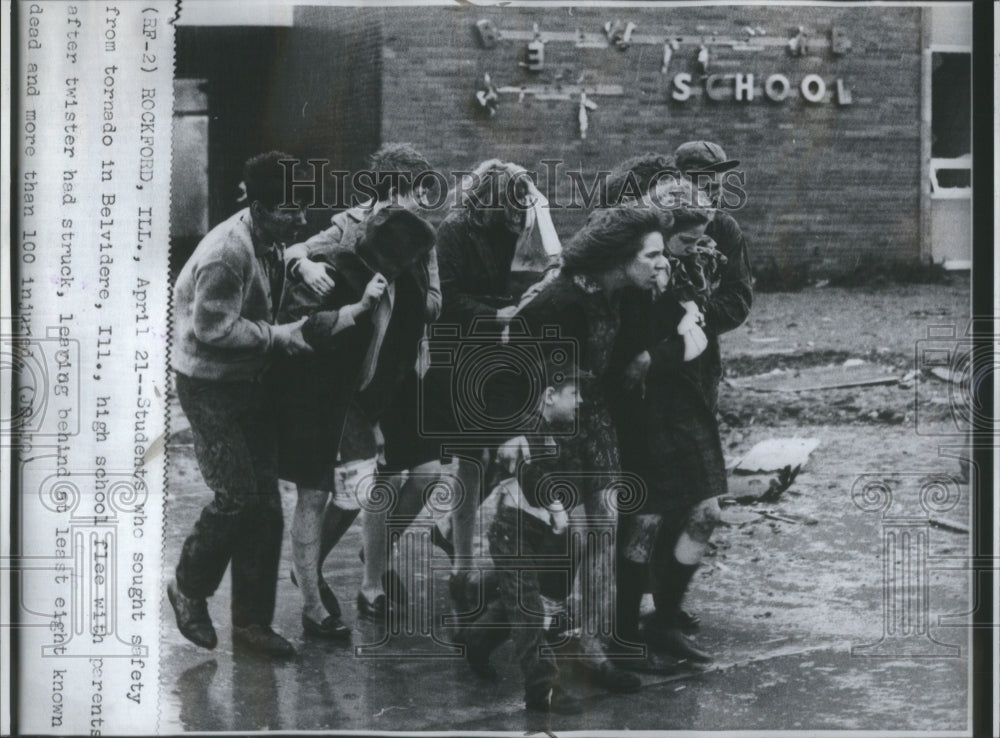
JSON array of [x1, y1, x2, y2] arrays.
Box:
[[160, 422, 973, 733], [160, 283, 974, 732]]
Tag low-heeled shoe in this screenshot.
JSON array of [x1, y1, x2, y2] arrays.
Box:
[[302, 614, 351, 641]]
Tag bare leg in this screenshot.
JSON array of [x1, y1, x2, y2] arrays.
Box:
[[389, 460, 439, 530], [317, 503, 360, 576], [292, 485, 330, 623], [573, 483, 617, 667], [450, 457, 482, 574], [360, 472, 404, 603]]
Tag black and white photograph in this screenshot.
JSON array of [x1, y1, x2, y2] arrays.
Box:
[[5, 0, 994, 735]]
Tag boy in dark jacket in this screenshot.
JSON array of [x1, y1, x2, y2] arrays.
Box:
[[457, 360, 587, 715]]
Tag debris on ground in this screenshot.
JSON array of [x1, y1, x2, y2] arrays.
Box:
[[730, 363, 901, 393], [734, 439, 819, 473], [927, 517, 969, 535], [723, 464, 802, 506], [928, 367, 964, 384], [757, 509, 818, 526]]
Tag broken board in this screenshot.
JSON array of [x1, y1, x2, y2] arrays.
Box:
[[730, 363, 900, 392]]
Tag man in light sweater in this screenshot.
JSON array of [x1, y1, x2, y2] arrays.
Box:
[[168, 151, 311, 657]]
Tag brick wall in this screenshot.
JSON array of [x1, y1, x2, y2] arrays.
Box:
[[371, 5, 923, 274]]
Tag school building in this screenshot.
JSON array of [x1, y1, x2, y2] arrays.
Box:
[[171, 3, 972, 275]]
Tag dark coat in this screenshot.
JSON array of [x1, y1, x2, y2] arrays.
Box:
[[611, 290, 727, 521], [271, 209, 434, 487], [699, 211, 754, 403], [422, 212, 522, 439], [510, 273, 624, 483], [437, 212, 521, 332]]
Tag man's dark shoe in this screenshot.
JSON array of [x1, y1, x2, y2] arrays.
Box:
[[232, 624, 295, 658], [290, 570, 342, 620], [578, 661, 642, 693], [525, 685, 585, 715], [302, 614, 351, 641], [168, 579, 217, 650], [643, 625, 711, 663]]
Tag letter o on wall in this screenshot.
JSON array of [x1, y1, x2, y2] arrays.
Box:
[[800, 74, 826, 103], [764, 74, 791, 102]]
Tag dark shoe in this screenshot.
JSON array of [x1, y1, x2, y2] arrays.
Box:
[[357, 551, 407, 608], [678, 608, 701, 633], [290, 570, 343, 620], [466, 647, 498, 681], [642, 625, 711, 663], [302, 614, 351, 641], [526, 685, 585, 715], [356, 591, 388, 621], [232, 624, 295, 658], [652, 558, 701, 634], [168, 579, 217, 650], [579, 661, 642, 693]]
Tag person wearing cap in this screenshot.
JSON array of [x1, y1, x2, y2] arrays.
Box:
[[168, 151, 312, 659], [672, 141, 753, 400], [618, 141, 751, 654]]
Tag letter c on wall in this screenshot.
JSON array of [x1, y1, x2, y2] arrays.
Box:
[[705, 74, 731, 101]]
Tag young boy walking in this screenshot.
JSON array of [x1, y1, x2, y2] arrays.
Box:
[[457, 361, 587, 715]]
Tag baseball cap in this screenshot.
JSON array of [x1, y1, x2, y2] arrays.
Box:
[[673, 141, 740, 174], [543, 354, 592, 389]]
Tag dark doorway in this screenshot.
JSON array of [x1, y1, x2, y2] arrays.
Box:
[[171, 17, 383, 270]]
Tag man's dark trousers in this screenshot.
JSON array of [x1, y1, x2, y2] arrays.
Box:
[[174, 372, 283, 627]]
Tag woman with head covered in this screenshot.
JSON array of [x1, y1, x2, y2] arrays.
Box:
[[272, 154, 438, 636]]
